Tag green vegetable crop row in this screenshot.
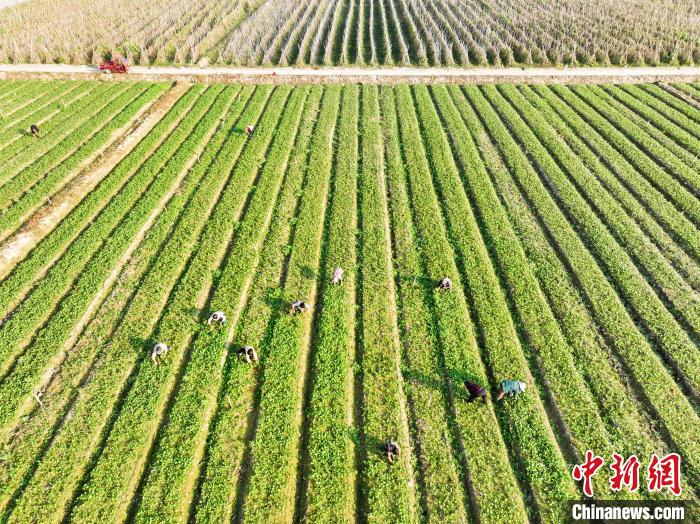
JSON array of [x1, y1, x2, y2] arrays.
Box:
[[483, 84, 700, 394], [448, 84, 666, 470], [0, 82, 129, 186], [3, 84, 239, 523], [239, 86, 341, 523], [302, 84, 360, 522], [194, 86, 321, 524], [67, 85, 261, 523], [381, 84, 529, 522], [0, 85, 213, 425], [522, 85, 700, 288], [131, 86, 303, 523], [0, 83, 165, 241], [461, 84, 700, 487], [552, 86, 700, 226]]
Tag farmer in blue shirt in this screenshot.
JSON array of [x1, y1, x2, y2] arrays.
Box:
[[496, 379, 526, 400]]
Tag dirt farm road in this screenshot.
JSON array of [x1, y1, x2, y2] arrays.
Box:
[[1, 63, 699, 85]]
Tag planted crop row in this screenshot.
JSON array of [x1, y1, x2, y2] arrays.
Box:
[[0, 81, 108, 170], [522, 85, 700, 289], [379, 83, 472, 522], [669, 83, 700, 104], [194, 86, 322, 524], [74, 86, 308, 523], [621, 84, 700, 139], [547, 85, 700, 254], [396, 83, 576, 520], [239, 86, 341, 523], [461, 84, 700, 487], [0, 82, 24, 105], [355, 85, 434, 522], [447, 84, 665, 468], [4, 83, 244, 524], [487, 84, 700, 384], [595, 85, 700, 177], [0, 81, 75, 142], [0, 81, 53, 117], [0, 82, 136, 217], [0, 82, 129, 184], [0, 83, 153, 207], [297, 85, 358, 522], [0, 84, 167, 258], [67, 85, 263, 523], [0, 82, 97, 159], [0, 84, 200, 333], [426, 83, 632, 500], [0, 86, 228, 477], [380, 84, 528, 522], [0, 86, 216, 432], [0, 82, 697, 520], [554, 86, 700, 225], [641, 84, 700, 126], [0, 87, 215, 513], [0, 85, 214, 423], [130, 86, 299, 523]]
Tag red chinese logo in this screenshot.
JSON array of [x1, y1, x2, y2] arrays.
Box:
[[609, 453, 640, 492], [572, 450, 604, 497], [572, 452, 682, 497], [648, 453, 682, 496]]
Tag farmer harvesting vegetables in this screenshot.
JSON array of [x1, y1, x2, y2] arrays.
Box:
[[437, 277, 452, 291], [208, 311, 227, 327], [331, 267, 344, 285], [151, 342, 169, 364], [464, 380, 487, 403], [245, 125, 255, 137], [496, 379, 527, 400], [289, 300, 310, 315], [384, 440, 400, 464], [30, 124, 40, 138], [237, 345, 258, 364]]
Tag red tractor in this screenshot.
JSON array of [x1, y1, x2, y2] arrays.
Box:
[[99, 59, 128, 74]]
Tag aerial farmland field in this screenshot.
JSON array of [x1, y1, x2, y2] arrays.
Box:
[[0, 78, 697, 522], [0, 0, 698, 67]]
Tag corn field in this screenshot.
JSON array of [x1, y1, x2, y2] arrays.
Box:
[[0, 0, 698, 66]]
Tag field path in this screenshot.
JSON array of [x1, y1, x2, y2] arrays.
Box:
[[0, 81, 187, 277], [1, 64, 700, 84]]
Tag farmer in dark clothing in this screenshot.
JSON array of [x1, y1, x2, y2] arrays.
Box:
[[496, 379, 526, 400], [464, 380, 487, 403], [30, 124, 40, 138], [289, 300, 309, 315], [384, 440, 400, 464], [237, 345, 258, 364], [437, 277, 452, 291]]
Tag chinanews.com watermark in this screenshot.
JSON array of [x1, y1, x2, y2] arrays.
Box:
[[565, 451, 697, 522], [566, 501, 691, 523]]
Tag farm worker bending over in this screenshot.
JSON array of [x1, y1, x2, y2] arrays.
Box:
[[30, 124, 40, 138], [289, 300, 310, 315], [496, 380, 526, 400], [437, 277, 452, 291], [208, 311, 227, 326], [331, 267, 344, 285], [464, 380, 487, 403], [237, 345, 258, 364], [384, 440, 400, 464], [245, 125, 255, 137], [151, 342, 169, 364]]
